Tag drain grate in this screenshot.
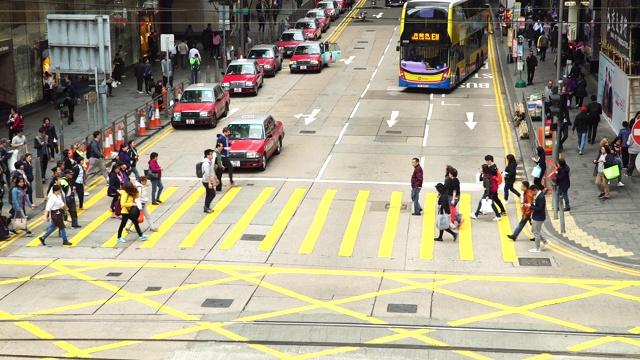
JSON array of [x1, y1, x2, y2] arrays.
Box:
[[241, 234, 265, 241], [385, 203, 407, 210], [354, 47, 365, 49], [201, 298, 234, 308], [246, 183, 254, 186], [354, 67, 367, 70], [386, 130, 402, 134], [145, 286, 162, 291], [106, 272, 122, 277], [365, 30, 375, 32], [387, 304, 417, 313], [300, 130, 316, 134], [518, 257, 552, 266], [357, 41, 369, 43]]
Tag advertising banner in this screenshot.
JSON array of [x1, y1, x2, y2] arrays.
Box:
[[603, 0, 638, 61], [597, 53, 628, 131]]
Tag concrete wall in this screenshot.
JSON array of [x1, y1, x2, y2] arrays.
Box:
[[171, 0, 221, 39]]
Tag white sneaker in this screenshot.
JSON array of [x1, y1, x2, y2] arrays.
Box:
[[470, 213, 478, 220], [541, 240, 551, 250], [618, 182, 625, 187], [492, 216, 502, 221], [520, 195, 524, 202], [504, 200, 508, 205], [84, 192, 90, 196], [528, 248, 541, 253]]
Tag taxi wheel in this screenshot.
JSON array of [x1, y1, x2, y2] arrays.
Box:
[[275, 138, 282, 155], [222, 103, 229, 117], [211, 114, 218, 128], [260, 154, 267, 171]]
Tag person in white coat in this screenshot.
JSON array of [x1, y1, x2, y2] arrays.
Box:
[[128, 176, 158, 232], [626, 135, 640, 177]]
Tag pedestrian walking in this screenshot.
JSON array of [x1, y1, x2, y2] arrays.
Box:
[[563, 75, 576, 108], [611, 136, 625, 187], [8, 177, 34, 236], [586, 95, 602, 144], [543, 80, 554, 117], [116, 181, 149, 243], [434, 183, 457, 242], [117, 144, 133, 176], [217, 128, 235, 186], [594, 144, 615, 200], [129, 176, 158, 232], [410, 157, 423, 215], [626, 134, 640, 177], [185, 24, 194, 48], [527, 184, 550, 252], [554, 158, 571, 211], [507, 181, 535, 241], [108, 163, 123, 218], [618, 121, 631, 169], [33, 127, 49, 183], [65, 78, 79, 124], [537, 32, 549, 61], [574, 73, 588, 108], [572, 106, 589, 155], [212, 32, 221, 59], [531, 146, 546, 189], [42, 117, 58, 161], [471, 164, 501, 221], [202, 24, 213, 53], [73, 156, 86, 209], [127, 140, 140, 179], [201, 149, 220, 213], [503, 154, 521, 204], [6, 108, 23, 141], [484, 155, 506, 215], [148, 152, 164, 205], [11, 128, 28, 164], [143, 58, 153, 95], [190, 53, 201, 84], [526, 51, 538, 85], [22, 154, 34, 204], [38, 185, 72, 246], [161, 53, 174, 89], [134, 58, 145, 94], [213, 142, 224, 192], [113, 54, 124, 84], [178, 39, 189, 69], [87, 131, 109, 182], [60, 169, 81, 228]]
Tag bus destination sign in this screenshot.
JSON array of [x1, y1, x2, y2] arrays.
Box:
[[411, 32, 440, 41]]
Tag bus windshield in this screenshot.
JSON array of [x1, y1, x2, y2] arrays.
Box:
[[401, 46, 448, 70]]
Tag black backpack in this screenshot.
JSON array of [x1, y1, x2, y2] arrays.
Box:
[[196, 160, 204, 178]]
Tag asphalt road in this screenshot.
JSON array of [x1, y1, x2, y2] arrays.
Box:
[[1, 3, 640, 359]]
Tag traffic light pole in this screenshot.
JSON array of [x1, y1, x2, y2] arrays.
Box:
[[55, 66, 65, 159]]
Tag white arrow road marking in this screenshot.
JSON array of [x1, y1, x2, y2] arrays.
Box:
[[422, 124, 429, 147], [339, 55, 355, 64], [387, 111, 399, 127], [427, 103, 433, 121], [465, 112, 477, 130], [374, 12, 383, 18], [226, 108, 239, 118]]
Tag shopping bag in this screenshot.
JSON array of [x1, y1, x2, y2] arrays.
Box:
[[138, 210, 145, 224], [531, 165, 542, 178], [603, 165, 620, 180], [480, 199, 493, 214], [11, 218, 27, 231], [436, 213, 450, 230]]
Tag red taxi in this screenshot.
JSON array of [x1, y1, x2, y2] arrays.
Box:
[[278, 29, 306, 57], [222, 59, 264, 95], [171, 83, 230, 128], [227, 114, 285, 171], [294, 18, 322, 41], [289, 41, 341, 73], [247, 44, 283, 77], [306, 9, 330, 33], [317, 1, 339, 20]]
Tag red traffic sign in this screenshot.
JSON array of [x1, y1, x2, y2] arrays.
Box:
[[633, 119, 640, 144]]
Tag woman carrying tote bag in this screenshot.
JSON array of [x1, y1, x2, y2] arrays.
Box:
[[434, 183, 458, 242], [39, 185, 72, 246], [8, 177, 35, 235]]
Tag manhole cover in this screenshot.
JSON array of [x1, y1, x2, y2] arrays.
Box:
[[386, 130, 402, 134], [106, 272, 122, 277], [387, 304, 417, 313], [300, 130, 316, 134], [241, 234, 265, 241], [145, 286, 162, 291], [518, 257, 552, 266], [385, 203, 407, 210], [201, 298, 234, 308]]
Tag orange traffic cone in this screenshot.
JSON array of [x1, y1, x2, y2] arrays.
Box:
[[115, 124, 124, 151], [153, 102, 161, 128], [161, 88, 167, 111], [149, 102, 158, 130], [103, 129, 112, 159], [138, 110, 147, 135]]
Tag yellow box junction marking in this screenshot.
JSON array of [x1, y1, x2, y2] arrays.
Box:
[[298, 189, 337, 254], [420, 193, 437, 260], [458, 194, 473, 261], [138, 187, 206, 248], [497, 195, 517, 262], [217, 187, 274, 250], [179, 186, 242, 248], [378, 191, 403, 258], [101, 186, 178, 247], [258, 188, 307, 251], [338, 190, 370, 257]]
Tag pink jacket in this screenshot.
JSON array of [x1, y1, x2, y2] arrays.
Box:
[[148, 159, 162, 179]]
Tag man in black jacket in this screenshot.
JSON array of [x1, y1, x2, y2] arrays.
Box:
[[484, 155, 506, 215], [134, 58, 145, 94], [586, 95, 602, 144], [526, 51, 538, 85], [527, 184, 549, 252], [572, 106, 589, 154]]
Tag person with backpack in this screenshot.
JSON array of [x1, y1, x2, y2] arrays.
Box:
[[536, 31, 549, 61], [586, 95, 603, 144], [507, 181, 535, 241], [471, 164, 501, 221], [484, 155, 506, 215], [201, 149, 220, 213], [190, 53, 201, 85], [503, 154, 521, 204]]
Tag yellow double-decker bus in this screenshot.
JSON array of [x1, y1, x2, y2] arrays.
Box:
[[398, 0, 489, 89]]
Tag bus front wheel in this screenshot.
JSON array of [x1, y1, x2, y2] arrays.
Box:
[[454, 70, 460, 88]]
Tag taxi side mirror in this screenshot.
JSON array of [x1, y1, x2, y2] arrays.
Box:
[[266, 133, 273, 138]]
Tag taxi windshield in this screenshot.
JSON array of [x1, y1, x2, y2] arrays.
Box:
[[281, 32, 304, 41], [249, 49, 274, 59], [179, 90, 213, 103], [228, 123, 264, 140], [307, 11, 322, 18], [294, 45, 321, 55], [317, 3, 328, 8], [226, 64, 256, 75], [295, 21, 315, 30]]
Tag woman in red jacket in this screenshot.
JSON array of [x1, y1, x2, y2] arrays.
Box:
[[147, 152, 164, 205]]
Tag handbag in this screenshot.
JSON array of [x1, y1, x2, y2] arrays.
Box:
[[603, 165, 620, 180], [144, 169, 159, 180], [436, 213, 450, 230], [11, 217, 27, 231], [531, 165, 542, 178], [114, 195, 122, 216]]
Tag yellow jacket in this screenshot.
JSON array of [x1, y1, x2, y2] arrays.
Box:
[[118, 189, 139, 214]]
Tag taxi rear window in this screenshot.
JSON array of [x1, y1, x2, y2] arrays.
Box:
[[180, 90, 213, 103], [281, 32, 304, 41], [226, 64, 256, 75], [249, 49, 274, 59]]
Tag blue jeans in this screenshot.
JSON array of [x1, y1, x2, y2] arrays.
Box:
[[151, 179, 164, 203], [131, 166, 140, 179], [411, 187, 422, 214], [511, 216, 529, 238], [42, 221, 68, 242], [191, 69, 198, 84], [577, 131, 587, 153], [503, 180, 521, 201], [557, 188, 570, 209]]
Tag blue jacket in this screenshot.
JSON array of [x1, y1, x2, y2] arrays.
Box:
[[217, 134, 230, 157], [118, 150, 132, 168], [529, 191, 546, 221], [23, 161, 34, 183], [619, 128, 631, 149], [12, 186, 32, 212]]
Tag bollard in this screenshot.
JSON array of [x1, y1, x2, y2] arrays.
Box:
[[123, 114, 129, 145], [214, 59, 221, 82], [206, 65, 212, 83], [35, 156, 44, 199], [557, 192, 565, 233]]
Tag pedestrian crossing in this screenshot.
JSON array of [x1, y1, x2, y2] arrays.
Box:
[[22, 185, 535, 262]]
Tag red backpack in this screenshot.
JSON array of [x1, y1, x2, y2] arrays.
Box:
[[490, 175, 499, 193]]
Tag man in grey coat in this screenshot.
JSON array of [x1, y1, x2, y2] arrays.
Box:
[[161, 53, 174, 89], [87, 131, 109, 182]]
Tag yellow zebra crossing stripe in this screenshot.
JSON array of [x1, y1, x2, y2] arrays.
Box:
[[102, 187, 179, 247], [218, 187, 274, 250], [338, 190, 369, 257], [138, 187, 206, 248], [458, 194, 474, 261], [258, 188, 307, 252], [497, 196, 517, 262], [420, 193, 437, 260], [299, 189, 336, 254], [179, 186, 242, 248], [379, 191, 403, 258]]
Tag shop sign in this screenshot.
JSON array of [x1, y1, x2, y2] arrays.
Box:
[[604, 0, 632, 56], [0, 39, 12, 55], [580, 1, 590, 5], [564, 1, 576, 6]]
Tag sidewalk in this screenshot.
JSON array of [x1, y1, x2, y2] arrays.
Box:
[[496, 25, 640, 267]]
